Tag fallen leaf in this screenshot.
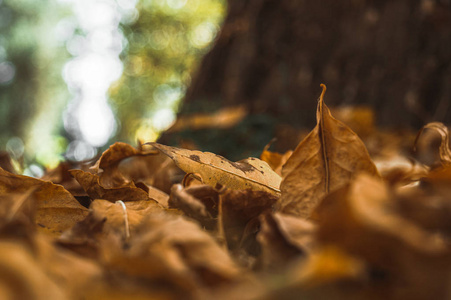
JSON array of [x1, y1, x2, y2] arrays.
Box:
[[166, 105, 247, 132], [41, 161, 88, 197], [70, 169, 152, 202], [278, 84, 379, 218], [92, 142, 179, 194], [147, 185, 170, 208], [34, 235, 104, 297], [414, 122, 451, 166], [169, 184, 217, 229], [260, 142, 293, 176], [0, 168, 88, 236], [58, 198, 164, 259], [257, 212, 316, 270], [219, 189, 278, 255], [289, 245, 365, 288], [148, 143, 282, 196], [90, 199, 163, 239], [315, 174, 451, 299], [104, 213, 244, 293], [0, 240, 67, 299], [57, 209, 106, 259]]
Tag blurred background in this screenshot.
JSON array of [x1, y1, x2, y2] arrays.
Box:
[[0, 0, 450, 174], [0, 0, 225, 175]]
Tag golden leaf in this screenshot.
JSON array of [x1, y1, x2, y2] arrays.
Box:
[[0, 168, 88, 236], [278, 84, 379, 218], [148, 143, 281, 196], [260, 141, 293, 176]]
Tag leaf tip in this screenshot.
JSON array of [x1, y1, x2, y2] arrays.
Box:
[[319, 83, 327, 101]]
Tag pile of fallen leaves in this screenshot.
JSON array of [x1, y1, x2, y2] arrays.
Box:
[[1, 85, 450, 299]]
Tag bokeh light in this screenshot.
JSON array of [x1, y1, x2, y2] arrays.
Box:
[[0, 0, 226, 171], [62, 0, 130, 157]]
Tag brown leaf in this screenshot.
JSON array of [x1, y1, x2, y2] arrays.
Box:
[[58, 198, 163, 258], [41, 161, 88, 197], [149, 142, 282, 196], [219, 189, 278, 258], [90, 199, 163, 238], [70, 169, 152, 202], [414, 122, 451, 166], [147, 184, 170, 208], [34, 235, 104, 297], [57, 209, 106, 259], [278, 84, 379, 218], [315, 174, 451, 299], [0, 240, 67, 299], [104, 213, 243, 292], [257, 212, 316, 270], [92, 142, 178, 194], [169, 184, 217, 229], [0, 168, 88, 236]]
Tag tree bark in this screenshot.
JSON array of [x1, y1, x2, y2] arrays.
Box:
[[161, 0, 451, 157]]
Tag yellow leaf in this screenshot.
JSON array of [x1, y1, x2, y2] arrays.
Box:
[[278, 84, 379, 218], [148, 143, 281, 196], [260, 141, 293, 176]]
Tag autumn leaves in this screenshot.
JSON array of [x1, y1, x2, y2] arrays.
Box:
[[279, 84, 379, 217], [0, 84, 450, 298], [150, 84, 379, 220]]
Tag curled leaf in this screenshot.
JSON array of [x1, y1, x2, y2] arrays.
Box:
[[278, 84, 379, 218], [414, 122, 451, 166], [69, 169, 151, 202]]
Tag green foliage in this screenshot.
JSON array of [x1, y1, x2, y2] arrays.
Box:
[[0, 0, 71, 168], [110, 0, 226, 143]]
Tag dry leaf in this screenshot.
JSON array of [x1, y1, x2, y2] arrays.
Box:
[[147, 185, 170, 208], [34, 235, 104, 297], [0, 167, 88, 236], [166, 105, 247, 132], [219, 189, 278, 255], [90, 199, 163, 239], [70, 169, 152, 202], [315, 174, 451, 299], [104, 213, 244, 293], [58, 198, 163, 258], [148, 143, 281, 196], [169, 184, 217, 229], [278, 84, 379, 218], [0, 241, 67, 299], [57, 209, 107, 259], [414, 122, 451, 166], [260, 142, 293, 176], [91, 142, 179, 194], [257, 212, 316, 270], [289, 245, 365, 288]]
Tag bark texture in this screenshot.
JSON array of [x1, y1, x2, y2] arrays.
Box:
[[162, 0, 451, 157]]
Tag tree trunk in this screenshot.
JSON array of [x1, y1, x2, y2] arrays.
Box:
[[161, 0, 451, 158]]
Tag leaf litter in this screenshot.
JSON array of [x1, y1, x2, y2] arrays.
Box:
[[0, 84, 450, 299]]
